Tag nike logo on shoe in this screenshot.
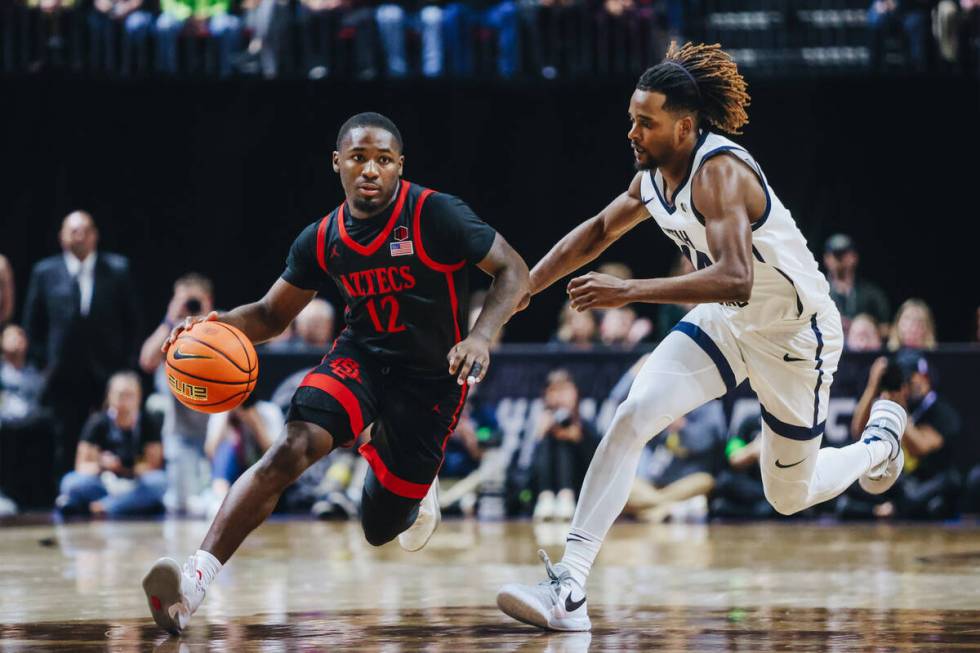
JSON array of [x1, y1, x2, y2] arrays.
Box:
[[173, 348, 210, 360], [774, 458, 806, 469], [863, 435, 882, 445], [565, 593, 586, 612], [783, 354, 806, 362]]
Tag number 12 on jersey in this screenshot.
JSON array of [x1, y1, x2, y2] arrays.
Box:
[[365, 296, 406, 333]]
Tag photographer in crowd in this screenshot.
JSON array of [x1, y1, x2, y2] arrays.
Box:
[[850, 350, 962, 519], [139, 273, 214, 513], [531, 369, 600, 522]]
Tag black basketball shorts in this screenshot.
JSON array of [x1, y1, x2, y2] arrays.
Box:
[[286, 338, 467, 500]]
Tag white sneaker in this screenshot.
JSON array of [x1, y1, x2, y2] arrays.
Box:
[[533, 491, 556, 522], [859, 399, 908, 495], [554, 490, 576, 522], [142, 556, 207, 634], [497, 550, 591, 632], [398, 480, 441, 552]]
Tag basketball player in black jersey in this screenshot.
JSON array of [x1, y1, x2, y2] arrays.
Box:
[[142, 112, 530, 635]]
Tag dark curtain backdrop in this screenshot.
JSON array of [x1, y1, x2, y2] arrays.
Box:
[[1, 74, 977, 341]]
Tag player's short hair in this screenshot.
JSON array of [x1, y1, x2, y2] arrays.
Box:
[[637, 42, 751, 135], [336, 112, 404, 152]]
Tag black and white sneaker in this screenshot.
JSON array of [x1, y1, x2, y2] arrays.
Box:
[[859, 399, 908, 495], [497, 550, 591, 632]]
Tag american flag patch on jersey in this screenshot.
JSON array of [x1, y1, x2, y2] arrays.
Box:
[[390, 240, 414, 257]]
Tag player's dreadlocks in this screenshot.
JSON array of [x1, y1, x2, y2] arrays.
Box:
[[637, 42, 750, 135]]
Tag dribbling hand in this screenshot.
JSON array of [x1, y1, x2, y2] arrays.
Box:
[[161, 311, 219, 354]]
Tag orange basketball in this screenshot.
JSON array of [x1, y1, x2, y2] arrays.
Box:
[[165, 321, 258, 414]]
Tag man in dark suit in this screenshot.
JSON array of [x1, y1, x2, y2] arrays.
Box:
[[22, 211, 142, 477]]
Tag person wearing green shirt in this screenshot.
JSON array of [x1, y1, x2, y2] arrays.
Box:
[[154, 0, 242, 76]]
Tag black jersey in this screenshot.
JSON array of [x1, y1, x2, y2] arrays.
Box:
[[283, 180, 496, 378]]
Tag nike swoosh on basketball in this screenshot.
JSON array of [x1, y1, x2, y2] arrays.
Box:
[[775, 458, 806, 469], [565, 593, 586, 612], [173, 348, 210, 361], [783, 354, 806, 362]]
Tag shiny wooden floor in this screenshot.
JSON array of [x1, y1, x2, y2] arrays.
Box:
[[3, 518, 980, 651]]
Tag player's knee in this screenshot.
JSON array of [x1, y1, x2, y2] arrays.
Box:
[[361, 509, 400, 546], [762, 476, 809, 516], [362, 523, 397, 547], [606, 398, 671, 452]]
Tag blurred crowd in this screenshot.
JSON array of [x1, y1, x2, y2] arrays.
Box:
[[869, 0, 980, 73], [1, 210, 978, 526], [4, 0, 980, 79], [0, 0, 674, 78]]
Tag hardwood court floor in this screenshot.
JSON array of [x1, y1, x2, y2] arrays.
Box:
[[2, 518, 980, 651]]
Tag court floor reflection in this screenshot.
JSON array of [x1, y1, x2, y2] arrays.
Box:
[[2, 519, 980, 651]]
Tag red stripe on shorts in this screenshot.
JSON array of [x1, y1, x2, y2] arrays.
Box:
[[358, 442, 431, 500], [299, 372, 364, 437]]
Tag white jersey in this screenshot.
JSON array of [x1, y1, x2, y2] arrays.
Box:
[[640, 131, 832, 332]]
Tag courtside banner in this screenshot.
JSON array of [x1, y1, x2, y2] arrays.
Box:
[[256, 344, 980, 467]]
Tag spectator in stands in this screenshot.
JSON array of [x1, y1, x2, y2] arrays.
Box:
[[595, 0, 663, 77], [597, 306, 646, 347], [55, 371, 166, 516], [887, 298, 937, 350], [824, 233, 891, 338], [23, 210, 141, 477], [869, 0, 933, 71], [553, 301, 597, 348], [0, 325, 45, 425], [711, 414, 774, 519], [531, 369, 599, 521], [594, 262, 653, 346], [154, 0, 242, 76], [26, 0, 82, 69], [199, 394, 281, 517], [1, 324, 50, 516], [655, 252, 695, 340], [239, 0, 290, 78], [374, 1, 410, 77], [846, 313, 883, 352], [296, 0, 345, 78], [86, 0, 152, 74], [962, 0, 980, 73], [0, 254, 13, 326], [624, 401, 725, 523], [294, 298, 335, 348], [851, 350, 961, 519], [442, 0, 520, 78], [340, 0, 383, 79], [139, 273, 215, 514]]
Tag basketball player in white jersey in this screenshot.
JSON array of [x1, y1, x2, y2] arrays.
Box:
[[497, 42, 908, 632]]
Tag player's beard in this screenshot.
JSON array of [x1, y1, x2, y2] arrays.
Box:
[[351, 185, 397, 216], [634, 151, 660, 171], [632, 144, 659, 171]]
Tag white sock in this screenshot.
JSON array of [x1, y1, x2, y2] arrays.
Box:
[[559, 528, 601, 588], [193, 549, 222, 589]]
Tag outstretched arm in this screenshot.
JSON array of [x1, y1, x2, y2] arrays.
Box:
[[448, 233, 530, 385], [529, 172, 649, 295], [163, 278, 315, 352], [568, 156, 759, 310]]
